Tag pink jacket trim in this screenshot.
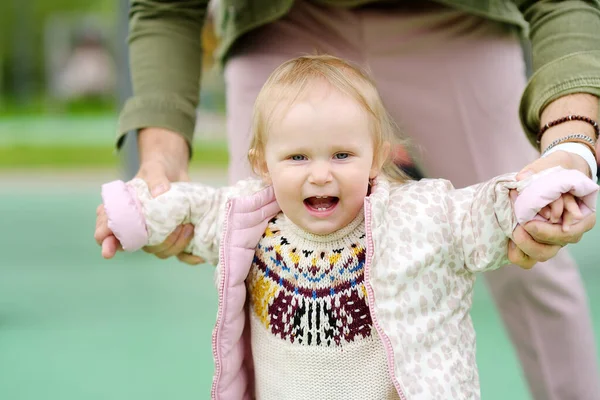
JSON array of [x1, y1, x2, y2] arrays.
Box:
[[514, 169, 598, 225], [101, 180, 148, 251], [211, 187, 281, 400]]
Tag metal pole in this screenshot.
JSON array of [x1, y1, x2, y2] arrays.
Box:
[[117, 0, 139, 180]]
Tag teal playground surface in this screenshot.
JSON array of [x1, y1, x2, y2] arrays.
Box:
[[1, 171, 599, 400]]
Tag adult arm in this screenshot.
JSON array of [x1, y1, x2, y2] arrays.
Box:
[[445, 168, 598, 273], [508, 94, 598, 268], [100, 1, 210, 263], [118, 0, 209, 151], [516, 0, 600, 145], [508, 1, 600, 266]]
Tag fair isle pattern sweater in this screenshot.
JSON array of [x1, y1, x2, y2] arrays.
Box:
[[246, 212, 400, 400]]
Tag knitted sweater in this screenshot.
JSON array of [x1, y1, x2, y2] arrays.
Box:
[[246, 212, 399, 400]]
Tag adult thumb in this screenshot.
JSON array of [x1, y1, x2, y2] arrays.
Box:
[[517, 150, 594, 182], [148, 177, 170, 198], [516, 156, 555, 181], [136, 163, 171, 198]]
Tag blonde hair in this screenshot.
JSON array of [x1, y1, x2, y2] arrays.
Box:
[[248, 54, 411, 183]]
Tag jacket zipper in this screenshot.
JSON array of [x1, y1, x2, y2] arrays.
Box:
[[363, 199, 408, 400], [210, 200, 233, 400]]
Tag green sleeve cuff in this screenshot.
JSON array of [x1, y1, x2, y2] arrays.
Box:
[[116, 94, 197, 152], [519, 50, 600, 147]]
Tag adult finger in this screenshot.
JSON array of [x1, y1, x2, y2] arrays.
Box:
[[563, 193, 583, 220], [153, 224, 194, 259], [512, 224, 563, 262], [549, 196, 564, 223], [177, 253, 205, 266], [561, 194, 581, 233], [101, 235, 122, 259], [143, 225, 185, 255], [523, 213, 596, 246], [136, 160, 172, 198], [539, 205, 552, 221], [94, 206, 112, 246], [507, 240, 536, 269]]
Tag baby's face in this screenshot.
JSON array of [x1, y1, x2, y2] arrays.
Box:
[[263, 86, 378, 235]]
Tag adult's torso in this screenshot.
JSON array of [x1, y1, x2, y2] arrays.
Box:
[[213, 0, 525, 64]]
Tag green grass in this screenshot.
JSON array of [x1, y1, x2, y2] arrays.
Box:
[[0, 96, 115, 117], [0, 143, 229, 168]]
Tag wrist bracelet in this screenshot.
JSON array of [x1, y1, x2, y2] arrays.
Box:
[[542, 142, 598, 179], [541, 133, 597, 159], [536, 115, 599, 144]]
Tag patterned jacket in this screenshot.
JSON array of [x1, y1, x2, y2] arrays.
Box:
[[101, 168, 598, 399]]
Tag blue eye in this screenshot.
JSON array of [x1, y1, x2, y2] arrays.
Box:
[[334, 153, 350, 160], [290, 155, 306, 161]]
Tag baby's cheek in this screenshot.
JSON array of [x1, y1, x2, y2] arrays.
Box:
[[271, 186, 300, 218], [350, 177, 370, 197], [346, 181, 369, 208]]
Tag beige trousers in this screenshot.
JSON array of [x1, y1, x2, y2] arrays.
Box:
[[222, 1, 600, 398]]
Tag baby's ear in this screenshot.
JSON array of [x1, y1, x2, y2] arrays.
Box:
[[371, 141, 391, 178], [248, 149, 271, 183]]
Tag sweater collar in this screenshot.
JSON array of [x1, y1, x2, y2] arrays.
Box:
[[278, 209, 365, 244]]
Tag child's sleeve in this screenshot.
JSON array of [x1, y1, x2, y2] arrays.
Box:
[[101, 178, 266, 266], [444, 167, 598, 273]]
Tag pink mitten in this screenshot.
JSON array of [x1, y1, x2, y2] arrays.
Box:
[[101, 180, 148, 251], [513, 169, 599, 225]]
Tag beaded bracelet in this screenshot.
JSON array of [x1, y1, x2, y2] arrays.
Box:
[[536, 115, 599, 144], [541, 133, 597, 159]]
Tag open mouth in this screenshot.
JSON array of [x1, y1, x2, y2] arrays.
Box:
[[303, 195, 340, 212]]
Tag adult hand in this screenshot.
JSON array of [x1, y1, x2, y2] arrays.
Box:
[[94, 127, 205, 265], [507, 151, 596, 269]]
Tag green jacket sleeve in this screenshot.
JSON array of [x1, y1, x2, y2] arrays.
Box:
[[516, 0, 600, 145], [117, 0, 209, 151]]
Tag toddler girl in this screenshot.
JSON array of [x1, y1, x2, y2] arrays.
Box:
[[100, 55, 598, 399]]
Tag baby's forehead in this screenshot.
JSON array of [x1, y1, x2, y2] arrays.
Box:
[[270, 82, 365, 119], [274, 95, 366, 136]]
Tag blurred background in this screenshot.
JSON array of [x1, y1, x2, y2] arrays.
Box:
[[0, 2, 598, 400], [0, 0, 228, 172]]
